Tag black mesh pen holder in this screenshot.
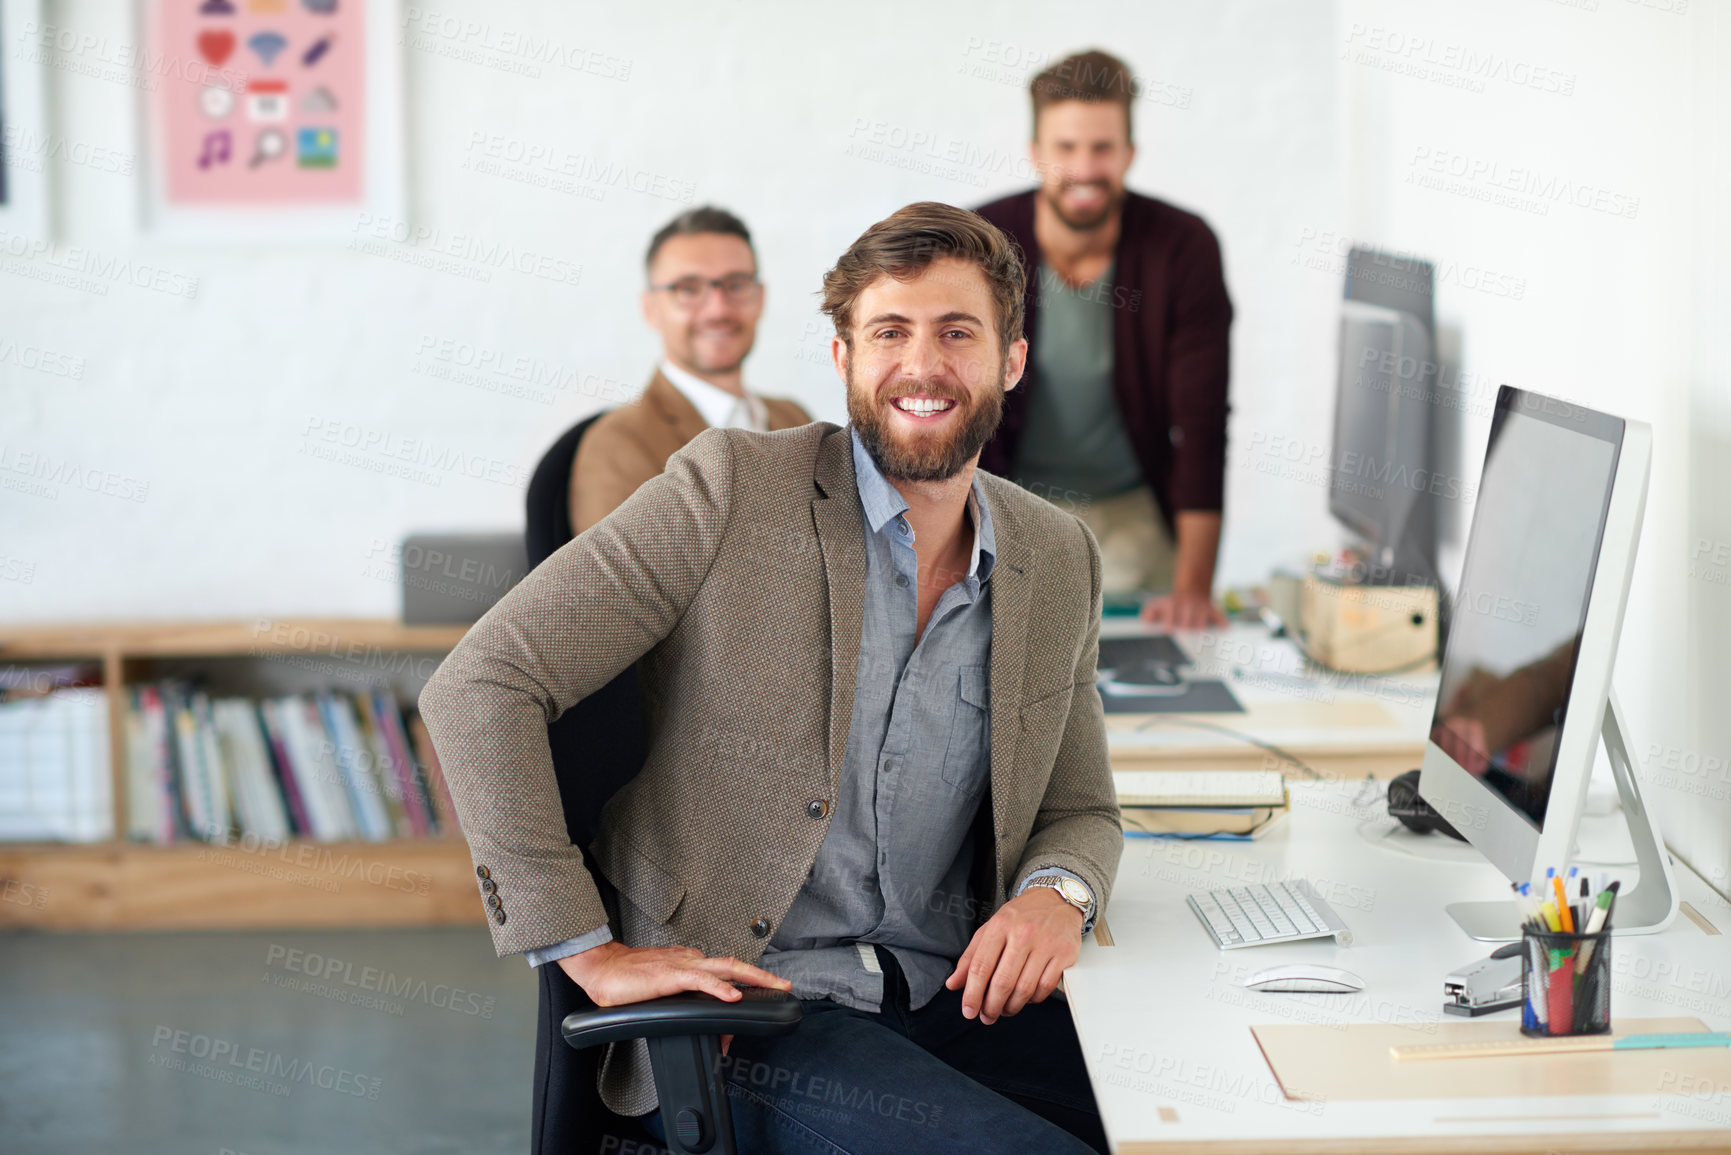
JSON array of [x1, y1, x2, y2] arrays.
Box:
[[1521, 927, 1611, 1038]]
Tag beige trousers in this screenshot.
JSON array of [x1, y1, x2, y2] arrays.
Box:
[[1073, 484, 1178, 597]]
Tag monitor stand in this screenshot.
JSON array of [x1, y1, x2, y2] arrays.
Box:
[[1446, 691, 1680, 941]]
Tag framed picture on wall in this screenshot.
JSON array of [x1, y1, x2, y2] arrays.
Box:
[[0, 0, 53, 243], [138, 0, 404, 243]]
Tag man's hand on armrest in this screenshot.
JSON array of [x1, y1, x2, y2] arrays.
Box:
[[557, 941, 793, 1008]]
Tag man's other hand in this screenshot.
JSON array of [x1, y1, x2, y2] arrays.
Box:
[[1140, 589, 1226, 629], [944, 887, 1084, 1025], [558, 942, 792, 1008]]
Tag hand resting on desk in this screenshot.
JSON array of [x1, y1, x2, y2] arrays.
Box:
[[1140, 589, 1226, 630], [945, 887, 1085, 1026]]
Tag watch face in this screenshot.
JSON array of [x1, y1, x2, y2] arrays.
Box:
[[1059, 877, 1090, 905]]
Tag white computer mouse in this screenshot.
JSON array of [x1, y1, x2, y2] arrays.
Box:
[[1242, 964, 1364, 994]]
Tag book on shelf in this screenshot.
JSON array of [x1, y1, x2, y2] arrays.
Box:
[[408, 713, 458, 834], [369, 686, 434, 837], [122, 682, 448, 845], [212, 698, 290, 843]]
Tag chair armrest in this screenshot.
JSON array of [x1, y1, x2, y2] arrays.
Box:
[[560, 986, 803, 1051], [561, 988, 802, 1155]]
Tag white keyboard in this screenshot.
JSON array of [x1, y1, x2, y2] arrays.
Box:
[[1186, 879, 1354, 950]]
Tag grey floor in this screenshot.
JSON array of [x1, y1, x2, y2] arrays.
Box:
[[0, 927, 541, 1155]]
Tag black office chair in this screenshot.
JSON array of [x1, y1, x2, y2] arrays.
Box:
[[524, 416, 802, 1155]]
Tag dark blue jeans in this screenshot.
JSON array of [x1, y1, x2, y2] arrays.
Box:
[[644, 949, 1107, 1155]]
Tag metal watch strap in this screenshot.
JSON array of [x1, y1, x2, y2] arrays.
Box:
[[1027, 875, 1093, 919]]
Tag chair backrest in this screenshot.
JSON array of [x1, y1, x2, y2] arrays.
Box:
[[525, 411, 606, 570]]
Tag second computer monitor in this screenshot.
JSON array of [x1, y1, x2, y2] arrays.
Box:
[[1419, 386, 1655, 936], [1332, 300, 1436, 583]]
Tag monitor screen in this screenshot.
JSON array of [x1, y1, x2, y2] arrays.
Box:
[[1330, 301, 1437, 581], [1429, 392, 1623, 829], [1331, 310, 1400, 543]]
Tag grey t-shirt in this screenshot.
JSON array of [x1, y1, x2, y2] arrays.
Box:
[[1014, 260, 1145, 504]]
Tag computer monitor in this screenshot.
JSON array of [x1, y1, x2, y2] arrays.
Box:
[[1418, 386, 1677, 940], [1330, 248, 1439, 586], [1344, 244, 1436, 332]]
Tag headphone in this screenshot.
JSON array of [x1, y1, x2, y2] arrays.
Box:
[[1386, 768, 1467, 841]]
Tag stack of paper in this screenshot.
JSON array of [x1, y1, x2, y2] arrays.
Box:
[[0, 688, 112, 842]]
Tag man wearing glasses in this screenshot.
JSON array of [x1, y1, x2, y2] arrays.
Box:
[[569, 205, 811, 532]]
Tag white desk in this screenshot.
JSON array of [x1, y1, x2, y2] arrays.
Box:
[[1066, 778, 1731, 1152], [1101, 621, 1439, 780]]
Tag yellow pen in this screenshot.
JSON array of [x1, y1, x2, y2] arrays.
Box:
[[1552, 874, 1575, 933], [1540, 900, 1561, 932]]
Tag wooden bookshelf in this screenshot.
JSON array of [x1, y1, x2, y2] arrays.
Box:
[[0, 619, 486, 930]]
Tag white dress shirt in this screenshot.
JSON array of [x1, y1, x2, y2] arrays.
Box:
[[659, 359, 767, 432]]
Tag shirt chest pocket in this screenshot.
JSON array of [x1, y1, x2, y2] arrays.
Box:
[[940, 664, 991, 792]]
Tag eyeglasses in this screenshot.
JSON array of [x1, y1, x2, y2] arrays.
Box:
[[649, 273, 762, 307]]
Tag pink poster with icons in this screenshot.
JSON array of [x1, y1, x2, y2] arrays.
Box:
[[154, 0, 365, 204]]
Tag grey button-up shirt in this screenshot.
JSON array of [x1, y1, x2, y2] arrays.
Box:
[[752, 429, 1000, 1011], [526, 429, 1089, 1000]]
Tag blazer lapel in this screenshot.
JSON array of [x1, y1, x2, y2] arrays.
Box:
[[810, 428, 866, 788], [986, 493, 1032, 857], [645, 370, 710, 449]]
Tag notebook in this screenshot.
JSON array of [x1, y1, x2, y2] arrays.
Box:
[[1113, 769, 1287, 808]]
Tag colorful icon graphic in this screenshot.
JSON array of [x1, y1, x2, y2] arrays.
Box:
[[302, 85, 337, 114], [303, 0, 338, 12], [248, 0, 288, 11], [245, 79, 290, 121], [198, 0, 237, 14], [296, 126, 338, 168], [303, 34, 334, 67], [250, 128, 287, 168], [196, 30, 236, 66], [247, 30, 288, 67], [199, 84, 235, 118], [197, 129, 232, 170]]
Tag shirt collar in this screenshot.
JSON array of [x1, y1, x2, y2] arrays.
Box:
[[659, 359, 765, 432], [848, 427, 997, 583]]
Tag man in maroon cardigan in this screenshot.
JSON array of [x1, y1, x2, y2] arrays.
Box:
[[976, 49, 1232, 629]]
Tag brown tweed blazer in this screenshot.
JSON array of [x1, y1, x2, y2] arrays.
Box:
[[569, 369, 811, 533], [418, 421, 1122, 1115]]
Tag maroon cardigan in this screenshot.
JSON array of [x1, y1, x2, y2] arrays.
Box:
[[973, 190, 1233, 532]]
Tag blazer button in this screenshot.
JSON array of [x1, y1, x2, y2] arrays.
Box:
[[480, 878, 497, 894], [493, 908, 507, 925], [750, 918, 771, 938], [806, 799, 829, 819], [476, 865, 491, 880], [488, 894, 502, 908]]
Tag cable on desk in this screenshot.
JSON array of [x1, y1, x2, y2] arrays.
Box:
[[1131, 715, 1325, 780]]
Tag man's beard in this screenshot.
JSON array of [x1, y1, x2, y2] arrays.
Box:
[[1041, 180, 1122, 232], [847, 363, 1005, 483]]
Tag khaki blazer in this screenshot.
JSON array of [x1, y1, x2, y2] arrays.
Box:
[[419, 422, 1121, 1115], [570, 369, 811, 533]]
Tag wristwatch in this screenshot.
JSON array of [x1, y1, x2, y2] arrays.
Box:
[[1026, 874, 1094, 921]]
